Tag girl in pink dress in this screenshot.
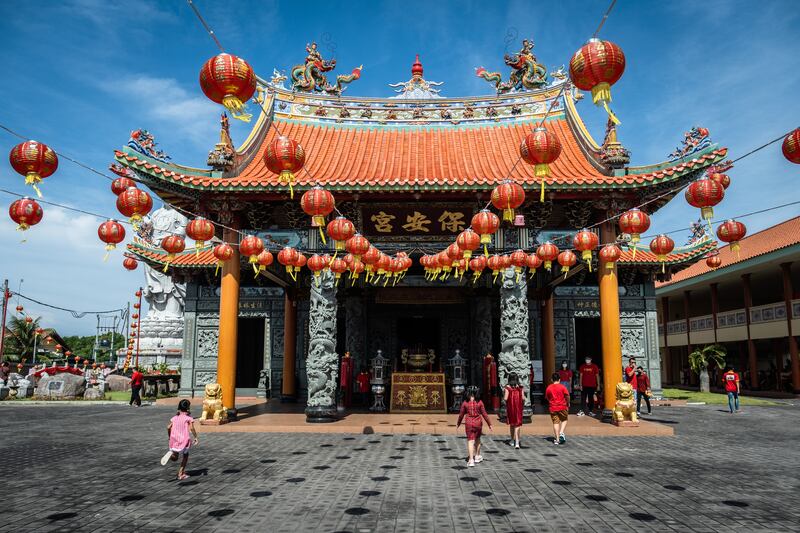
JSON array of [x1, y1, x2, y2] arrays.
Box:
[[160, 399, 198, 480], [503, 373, 524, 449], [456, 386, 493, 467]]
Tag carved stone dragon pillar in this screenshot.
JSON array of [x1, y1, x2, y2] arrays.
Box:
[[499, 267, 532, 417], [305, 270, 339, 422]]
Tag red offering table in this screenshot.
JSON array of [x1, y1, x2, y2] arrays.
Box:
[[389, 372, 447, 414]]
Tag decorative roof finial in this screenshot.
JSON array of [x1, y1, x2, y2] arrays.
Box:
[[411, 54, 423, 78]]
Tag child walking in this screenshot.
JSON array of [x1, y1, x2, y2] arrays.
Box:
[[161, 399, 199, 480], [456, 386, 493, 467], [503, 373, 524, 449], [545, 373, 570, 445]]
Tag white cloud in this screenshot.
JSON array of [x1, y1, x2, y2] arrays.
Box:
[[102, 75, 219, 148]]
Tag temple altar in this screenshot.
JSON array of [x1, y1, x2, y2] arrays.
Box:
[[389, 372, 447, 413]]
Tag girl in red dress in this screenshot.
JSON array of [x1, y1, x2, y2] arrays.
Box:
[[503, 373, 524, 449], [456, 386, 493, 467]]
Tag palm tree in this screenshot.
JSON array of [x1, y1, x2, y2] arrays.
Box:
[[689, 344, 727, 393], [4, 316, 41, 362]]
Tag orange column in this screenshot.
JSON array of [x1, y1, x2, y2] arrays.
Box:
[[281, 290, 297, 400], [216, 226, 240, 411], [780, 263, 800, 392], [541, 290, 555, 385], [741, 274, 759, 390], [599, 221, 623, 411]]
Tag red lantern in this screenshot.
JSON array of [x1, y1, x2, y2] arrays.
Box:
[[618, 208, 650, 258], [572, 228, 599, 271], [536, 241, 559, 271], [469, 255, 487, 283], [239, 235, 265, 271], [161, 235, 186, 271], [486, 255, 505, 284], [307, 254, 330, 285], [300, 186, 335, 244], [293, 253, 307, 275], [649, 234, 675, 273], [376, 253, 392, 280], [708, 172, 731, 190], [526, 253, 543, 278], [557, 250, 577, 277], [199, 53, 257, 121], [349, 259, 366, 283], [782, 128, 800, 164], [111, 177, 136, 196], [327, 217, 356, 251], [8, 197, 43, 231], [471, 209, 500, 256], [685, 177, 724, 228], [123, 257, 138, 271], [186, 217, 215, 255], [345, 234, 370, 261], [598, 243, 622, 271], [569, 38, 626, 123], [456, 228, 481, 261], [706, 252, 722, 270], [24, 316, 32, 324], [116, 187, 153, 227], [15, 305, 23, 313], [491, 181, 525, 222], [361, 246, 381, 281], [9, 140, 58, 197], [446, 242, 464, 261], [716, 219, 747, 257], [330, 257, 348, 284], [265, 136, 306, 198], [520, 127, 562, 202], [213, 243, 234, 276], [510, 249, 527, 276], [256, 250, 274, 277], [277, 247, 300, 277], [97, 219, 126, 256]]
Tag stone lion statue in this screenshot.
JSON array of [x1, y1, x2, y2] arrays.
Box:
[[612, 382, 638, 425], [200, 383, 227, 422]]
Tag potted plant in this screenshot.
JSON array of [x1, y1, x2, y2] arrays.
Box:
[[688, 344, 727, 393]]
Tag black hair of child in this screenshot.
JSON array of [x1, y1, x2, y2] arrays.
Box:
[[178, 399, 191, 413]]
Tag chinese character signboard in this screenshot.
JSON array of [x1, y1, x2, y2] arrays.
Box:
[[361, 205, 473, 237]]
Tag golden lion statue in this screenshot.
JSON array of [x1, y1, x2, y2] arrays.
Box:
[[200, 383, 227, 422], [612, 382, 638, 424]]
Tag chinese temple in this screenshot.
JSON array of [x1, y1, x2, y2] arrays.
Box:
[[116, 43, 727, 422]]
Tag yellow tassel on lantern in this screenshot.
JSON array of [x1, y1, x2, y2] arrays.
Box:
[[731, 242, 741, 259], [215, 262, 222, 276], [279, 170, 295, 199], [163, 254, 174, 273], [24, 172, 43, 198], [544, 261, 552, 271], [195, 241, 204, 257], [529, 268, 537, 279], [591, 83, 620, 125], [222, 95, 252, 122], [581, 250, 593, 272], [492, 271, 500, 284]]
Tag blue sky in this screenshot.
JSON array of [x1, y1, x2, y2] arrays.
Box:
[[1, 0, 798, 335]]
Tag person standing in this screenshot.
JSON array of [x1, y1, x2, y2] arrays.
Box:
[[624, 357, 638, 404], [130, 368, 143, 407], [340, 351, 354, 408], [545, 373, 570, 445], [634, 366, 652, 415], [356, 367, 370, 406], [456, 386, 493, 467], [722, 366, 741, 414], [503, 373, 524, 449], [577, 356, 600, 417], [558, 361, 573, 397]]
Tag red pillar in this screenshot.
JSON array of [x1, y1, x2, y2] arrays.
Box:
[[741, 274, 759, 390], [781, 263, 800, 392]]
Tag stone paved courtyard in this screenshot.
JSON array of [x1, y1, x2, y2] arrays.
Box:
[[1, 403, 799, 532]]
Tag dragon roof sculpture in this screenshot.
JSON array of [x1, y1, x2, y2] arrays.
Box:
[[475, 39, 548, 94], [290, 42, 363, 96]]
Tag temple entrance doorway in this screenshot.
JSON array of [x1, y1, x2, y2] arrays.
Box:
[[574, 317, 602, 369], [397, 316, 441, 369], [236, 317, 265, 391]]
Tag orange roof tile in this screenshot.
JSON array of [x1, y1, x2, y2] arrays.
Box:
[[656, 217, 800, 287], [619, 239, 717, 265], [115, 120, 727, 191]]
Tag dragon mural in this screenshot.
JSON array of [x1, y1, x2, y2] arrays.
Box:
[[475, 39, 547, 94], [291, 42, 362, 96]]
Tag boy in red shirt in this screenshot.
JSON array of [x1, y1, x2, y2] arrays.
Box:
[[545, 373, 570, 445], [130, 368, 143, 407], [634, 366, 651, 415], [722, 366, 741, 414], [577, 356, 600, 417]]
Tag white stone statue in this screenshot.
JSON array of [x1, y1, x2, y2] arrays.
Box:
[[142, 205, 188, 320]]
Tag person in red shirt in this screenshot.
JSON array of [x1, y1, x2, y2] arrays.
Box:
[[456, 386, 493, 467], [545, 373, 570, 445], [634, 366, 651, 415], [130, 368, 143, 407], [558, 361, 573, 397], [356, 368, 370, 406], [722, 366, 741, 413], [577, 356, 600, 417]]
